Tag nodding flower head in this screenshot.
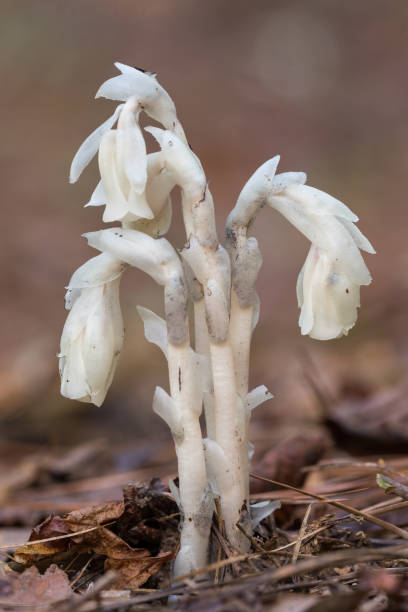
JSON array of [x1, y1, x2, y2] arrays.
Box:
[[58, 253, 125, 407], [268, 182, 375, 340], [297, 244, 363, 340]]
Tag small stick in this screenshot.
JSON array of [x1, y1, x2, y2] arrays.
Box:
[[291, 503, 312, 564], [251, 473, 408, 540]]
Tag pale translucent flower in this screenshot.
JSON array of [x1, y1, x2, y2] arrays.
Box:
[[85, 151, 175, 237], [96, 62, 186, 142], [59, 253, 125, 407], [69, 104, 124, 184], [268, 183, 375, 340], [297, 244, 362, 339]]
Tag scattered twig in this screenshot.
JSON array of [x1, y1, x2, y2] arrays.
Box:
[[250, 473, 408, 539], [291, 503, 312, 563]]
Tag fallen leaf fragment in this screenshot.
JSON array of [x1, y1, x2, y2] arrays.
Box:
[[13, 482, 175, 589], [0, 564, 75, 606]]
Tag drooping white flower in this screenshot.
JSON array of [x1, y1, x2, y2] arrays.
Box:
[[59, 253, 125, 406], [85, 151, 175, 236], [69, 104, 124, 184], [268, 182, 375, 340], [83, 227, 181, 286], [96, 62, 186, 142]]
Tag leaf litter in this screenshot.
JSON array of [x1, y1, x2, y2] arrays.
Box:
[[1, 332, 408, 610]]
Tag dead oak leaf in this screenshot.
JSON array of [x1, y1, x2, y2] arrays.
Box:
[[106, 551, 173, 589], [0, 564, 75, 605]]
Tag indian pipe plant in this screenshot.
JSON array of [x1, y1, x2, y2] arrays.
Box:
[[58, 63, 375, 579]]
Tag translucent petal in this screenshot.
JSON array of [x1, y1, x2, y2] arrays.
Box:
[[116, 98, 147, 193], [66, 253, 125, 291], [69, 104, 123, 183], [269, 194, 371, 285], [82, 290, 118, 407], [98, 131, 131, 222], [285, 184, 358, 222], [84, 228, 179, 285], [136, 306, 168, 359], [96, 63, 187, 142], [271, 171, 307, 195], [127, 188, 154, 219], [336, 217, 376, 254], [59, 329, 90, 402], [84, 180, 106, 207], [298, 246, 361, 340]]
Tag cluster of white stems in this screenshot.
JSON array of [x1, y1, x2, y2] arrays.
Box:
[[58, 63, 374, 579]]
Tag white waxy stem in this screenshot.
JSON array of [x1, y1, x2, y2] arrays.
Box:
[[225, 160, 292, 527], [146, 127, 218, 246], [139, 303, 211, 576], [70, 104, 124, 183], [226, 156, 280, 238], [59, 254, 125, 407], [96, 62, 187, 142]]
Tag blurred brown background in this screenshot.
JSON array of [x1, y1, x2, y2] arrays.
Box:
[[1, 0, 407, 456]]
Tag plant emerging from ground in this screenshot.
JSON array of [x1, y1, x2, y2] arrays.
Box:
[[58, 63, 374, 580]]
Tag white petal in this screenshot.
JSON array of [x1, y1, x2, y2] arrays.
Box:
[[116, 97, 147, 193], [98, 131, 131, 222], [84, 228, 179, 285], [66, 253, 125, 292], [271, 171, 307, 194], [246, 385, 274, 413], [96, 63, 187, 142], [136, 306, 168, 359], [269, 193, 371, 285], [299, 246, 361, 340], [296, 261, 305, 308], [82, 286, 118, 407], [285, 184, 358, 222], [59, 330, 90, 402], [153, 386, 183, 437], [69, 104, 123, 183], [124, 197, 172, 238], [127, 188, 154, 219], [84, 180, 106, 207], [336, 217, 376, 254]]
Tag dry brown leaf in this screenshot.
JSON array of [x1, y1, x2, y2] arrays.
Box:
[[13, 485, 175, 589], [0, 564, 75, 606], [329, 385, 408, 446], [251, 434, 329, 494], [105, 551, 173, 589]]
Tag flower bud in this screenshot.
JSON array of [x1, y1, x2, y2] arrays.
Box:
[[59, 254, 124, 407]]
